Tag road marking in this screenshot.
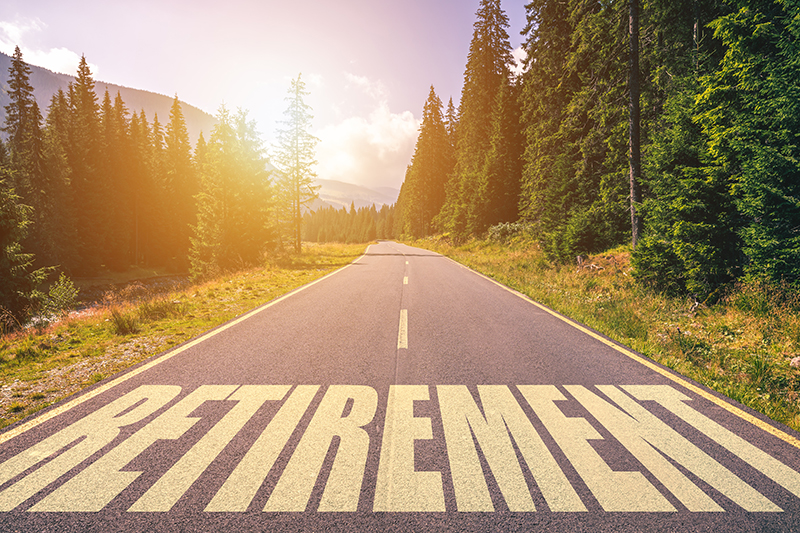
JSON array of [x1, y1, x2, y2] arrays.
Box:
[[403, 276, 408, 285], [624, 385, 800, 500], [206, 385, 319, 512], [397, 309, 408, 349], [374, 385, 444, 512], [521, 385, 674, 512], [570, 385, 778, 511], [1, 384, 797, 513], [0, 247, 373, 447], [32, 385, 237, 512], [439, 385, 583, 512], [130, 385, 289, 512], [0, 385, 180, 512], [452, 258, 800, 450], [264, 385, 377, 512]]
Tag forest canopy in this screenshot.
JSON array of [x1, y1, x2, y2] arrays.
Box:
[[393, 0, 800, 300]]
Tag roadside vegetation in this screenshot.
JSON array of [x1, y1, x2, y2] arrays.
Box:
[[411, 232, 800, 433], [0, 243, 366, 429]]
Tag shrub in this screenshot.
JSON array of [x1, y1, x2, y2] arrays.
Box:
[[138, 298, 187, 322], [110, 308, 139, 335], [43, 273, 79, 317]]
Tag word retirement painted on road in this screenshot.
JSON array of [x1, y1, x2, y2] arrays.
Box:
[[1, 384, 799, 513]]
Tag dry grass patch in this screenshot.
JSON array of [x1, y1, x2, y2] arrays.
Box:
[[413, 236, 800, 432], [0, 242, 367, 428]]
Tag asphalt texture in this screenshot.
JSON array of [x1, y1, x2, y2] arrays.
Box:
[[2, 241, 800, 532]]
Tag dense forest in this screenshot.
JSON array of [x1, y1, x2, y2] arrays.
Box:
[[3, 0, 799, 326], [0, 48, 318, 326], [303, 203, 395, 244], [393, 0, 800, 301]]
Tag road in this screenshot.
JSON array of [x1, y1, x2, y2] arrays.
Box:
[[2, 241, 800, 532]]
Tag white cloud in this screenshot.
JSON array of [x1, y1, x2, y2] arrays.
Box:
[[345, 72, 389, 103], [316, 73, 419, 190], [0, 18, 98, 77], [511, 46, 527, 77], [0, 19, 43, 46], [305, 72, 323, 88]]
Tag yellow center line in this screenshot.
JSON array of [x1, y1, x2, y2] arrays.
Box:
[[0, 247, 374, 446], [449, 257, 800, 450], [404, 276, 408, 285], [397, 310, 408, 349]]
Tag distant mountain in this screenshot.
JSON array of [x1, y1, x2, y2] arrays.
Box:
[[0, 51, 216, 144], [307, 179, 399, 212]]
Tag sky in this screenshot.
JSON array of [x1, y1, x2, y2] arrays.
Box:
[[0, 0, 528, 191]]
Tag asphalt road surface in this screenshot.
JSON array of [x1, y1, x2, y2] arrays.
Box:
[[2, 241, 800, 532]]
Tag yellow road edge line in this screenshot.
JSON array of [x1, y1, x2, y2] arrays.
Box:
[[447, 257, 800, 450], [0, 246, 373, 446]]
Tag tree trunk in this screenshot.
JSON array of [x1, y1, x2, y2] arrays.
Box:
[[629, 0, 642, 249]]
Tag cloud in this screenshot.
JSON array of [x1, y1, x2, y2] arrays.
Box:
[[511, 46, 527, 77], [316, 73, 420, 190], [345, 72, 388, 102], [0, 18, 98, 76]]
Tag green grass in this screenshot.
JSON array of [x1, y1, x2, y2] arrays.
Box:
[[0, 242, 367, 429], [410, 235, 800, 432]]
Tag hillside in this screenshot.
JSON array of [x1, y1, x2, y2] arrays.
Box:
[[310, 178, 398, 211], [0, 51, 216, 144]]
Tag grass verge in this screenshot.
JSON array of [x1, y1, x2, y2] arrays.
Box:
[[410, 236, 800, 432], [0, 242, 367, 429]]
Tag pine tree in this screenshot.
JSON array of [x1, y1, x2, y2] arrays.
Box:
[[631, 0, 733, 298], [148, 112, 172, 265], [480, 80, 523, 227], [190, 106, 274, 280], [67, 56, 104, 274], [696, 0, 800, 286], [396, 86, 454, 237], [0, 170, 48, 327], [2, 46, 35, 169], [437, 0, 514, 239], [43, 90, 78, 271], [100, 90, 134, 270], [274, 74, 320, 253], [445, 97, 458, 151], [164, 95, 197, 271], [519, 0, 631, 260]]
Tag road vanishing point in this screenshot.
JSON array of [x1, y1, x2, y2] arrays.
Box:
[[2, 241, 800, 532]]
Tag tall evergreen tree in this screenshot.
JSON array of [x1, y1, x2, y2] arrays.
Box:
[[100, 90, 133, 270], [67, 56, 104, 274], [0, 170, 48, 326], [437, 0, 514, 239], [164, 95, 197, 270], [2, 46, 35, 170], [631, 0, 733, 298], [190, 106, 274, 280], [43, 89, 78, 271], [445, 97, 458, 152], [696, 0, 800, 286], [396, 86, 454, 237], [274, 74, 319, 253], [480, 79, 523, 227], [520, 0, 631, 260]]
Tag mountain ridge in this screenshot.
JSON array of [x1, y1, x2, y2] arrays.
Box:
[[0, 50, 216, 144], [0, 51, 398, 211], [310, 178, 398, 211]]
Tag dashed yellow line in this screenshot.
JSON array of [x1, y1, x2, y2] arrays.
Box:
[[0, 246, 374, 446], [398, 310, 408, 349], [404, 276, 408, 285], [448, 257, 800, 450]]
